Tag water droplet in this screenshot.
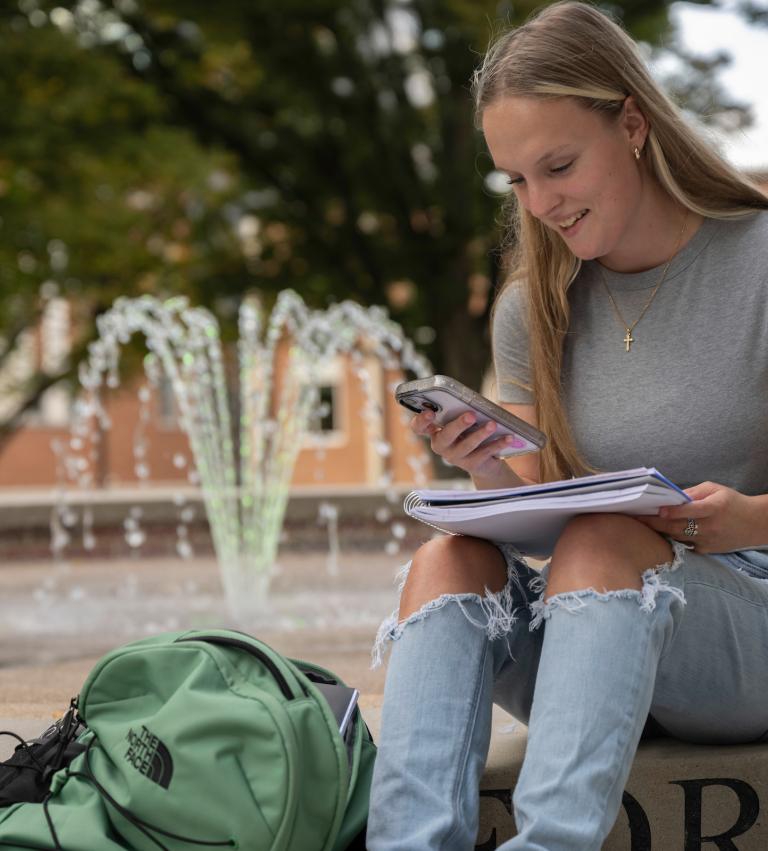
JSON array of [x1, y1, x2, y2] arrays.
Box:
[[125, 529, 146, 548], [391, 522, 406, 539], [51, 529, 70, 551], [375, 507, 391, 523], [318, 502, 338, 521], [385, 541, 400, 555], [176, 540, 194, 559]]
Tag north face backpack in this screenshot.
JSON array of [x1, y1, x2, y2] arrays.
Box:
[[0, 628, 376, 850]]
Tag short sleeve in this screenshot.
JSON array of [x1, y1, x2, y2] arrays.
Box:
[[492, 283, 534, 404]]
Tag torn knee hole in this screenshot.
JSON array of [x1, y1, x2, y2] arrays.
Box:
[[528, 539, 688, 630], [370, 560, 524, 668]]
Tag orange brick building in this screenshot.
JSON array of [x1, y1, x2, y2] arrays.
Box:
[[0, 303, 433, 491]]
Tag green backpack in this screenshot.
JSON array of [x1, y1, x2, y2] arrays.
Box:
[[0, 628, 376, 850]]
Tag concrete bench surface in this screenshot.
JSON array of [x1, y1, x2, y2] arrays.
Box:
[[3, 706, 767, 850], [362, 702, 768, 850]]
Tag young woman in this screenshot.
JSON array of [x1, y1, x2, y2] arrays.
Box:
[[366, 3, 768, 849]]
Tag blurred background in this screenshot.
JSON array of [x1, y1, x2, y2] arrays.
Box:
[[0, 0, 766, 700]]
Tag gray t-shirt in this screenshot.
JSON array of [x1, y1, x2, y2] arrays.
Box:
[[493, 212, 768, 495]]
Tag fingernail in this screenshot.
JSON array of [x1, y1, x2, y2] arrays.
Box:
[[463, 413, 475, 424], [485, 421, 496, 432]]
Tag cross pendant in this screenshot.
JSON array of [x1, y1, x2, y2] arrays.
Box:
[[623, 328, 634, 352]]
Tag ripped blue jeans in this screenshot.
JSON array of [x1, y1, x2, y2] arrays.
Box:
[[367, 541, 768, 851]]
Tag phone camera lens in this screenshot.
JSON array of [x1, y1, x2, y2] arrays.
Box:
[[420, 399, 440, 413]]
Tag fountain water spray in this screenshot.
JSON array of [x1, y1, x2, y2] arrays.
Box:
[[56, 290, 431, 622]]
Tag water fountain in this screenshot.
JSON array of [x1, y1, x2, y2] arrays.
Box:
[[53, 290, 431, 622]]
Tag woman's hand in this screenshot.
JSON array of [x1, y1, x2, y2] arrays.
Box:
[[410, 410, 523, 488], [637, 481, 767, 553]]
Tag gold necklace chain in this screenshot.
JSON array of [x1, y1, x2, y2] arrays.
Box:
[[598, 211, 689, 352]]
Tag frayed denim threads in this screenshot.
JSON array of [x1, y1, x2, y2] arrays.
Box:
[[371, 537, 690, 668], [528, 538, 690, 629], [371, 553, 527, 669]]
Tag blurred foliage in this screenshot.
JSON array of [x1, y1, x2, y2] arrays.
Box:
[[0, 0, 753, 442], [735, 0, 768, 26]]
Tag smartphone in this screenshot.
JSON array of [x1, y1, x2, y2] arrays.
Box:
[[395, 375, 546, 457]]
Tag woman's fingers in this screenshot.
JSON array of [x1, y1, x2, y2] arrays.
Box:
[[467, 433, 519, 463], [432, 414, 489, 456], [410, 410, 439, 436], [410, 411, 515, 475], [658, 501, 712, 521], [437, 420, 517, 467], [658, 487, 719, 521]]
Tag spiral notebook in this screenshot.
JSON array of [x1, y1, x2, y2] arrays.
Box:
[[404, 467, 690, 557]]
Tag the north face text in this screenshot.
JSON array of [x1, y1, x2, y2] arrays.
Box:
[[125, 726, 174, 789]]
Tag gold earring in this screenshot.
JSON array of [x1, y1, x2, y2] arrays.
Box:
[[633, 146, 641, 160]]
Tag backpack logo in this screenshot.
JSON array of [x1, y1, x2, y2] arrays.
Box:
[[125, 726, 174, 789]]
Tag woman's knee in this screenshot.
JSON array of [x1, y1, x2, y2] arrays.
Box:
[[546, 513, 674, 598], [399, 535, 508, 619]]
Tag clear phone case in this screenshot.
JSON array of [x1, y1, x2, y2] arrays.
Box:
[[395, 375, 545, 457]]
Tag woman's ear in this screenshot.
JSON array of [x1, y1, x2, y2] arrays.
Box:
[[621, 95, 649, 151]]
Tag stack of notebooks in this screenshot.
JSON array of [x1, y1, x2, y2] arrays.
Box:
[[404, 467, 690, 557]]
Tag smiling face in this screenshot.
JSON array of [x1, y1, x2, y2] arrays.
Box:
[[482, 95, 648, 264]]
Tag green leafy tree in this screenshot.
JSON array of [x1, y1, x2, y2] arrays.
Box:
[[0, 3, 244, 443], [0, 0, 753, 448], [58, 0, 748, 381]]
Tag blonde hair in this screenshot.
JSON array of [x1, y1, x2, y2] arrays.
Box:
[[472, 1, 768, 482]]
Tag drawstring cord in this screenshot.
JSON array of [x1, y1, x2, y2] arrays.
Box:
[[1, 737, 236, 851], [64, 740, 235, 850], [0, 732, 47, 775]]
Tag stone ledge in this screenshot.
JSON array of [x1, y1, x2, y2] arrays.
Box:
[[0, 484, 434, 559], [363, 702, 768, 850]]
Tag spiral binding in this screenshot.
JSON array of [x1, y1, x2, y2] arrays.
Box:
[[403, 490, 455, 537]]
